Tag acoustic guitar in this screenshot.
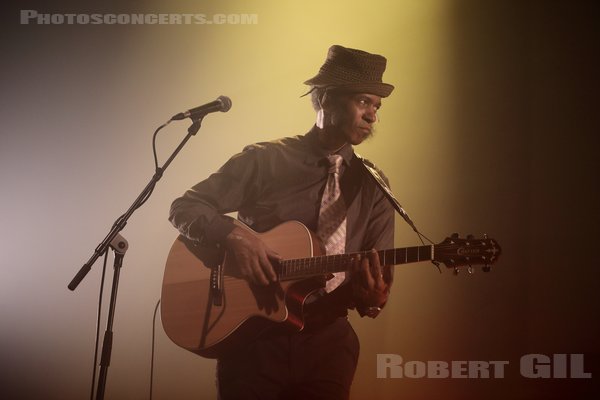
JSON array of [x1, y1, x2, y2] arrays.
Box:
[[161, 220, 501, 358]]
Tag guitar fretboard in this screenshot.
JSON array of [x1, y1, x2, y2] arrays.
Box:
[[278, 245, 433, 281]]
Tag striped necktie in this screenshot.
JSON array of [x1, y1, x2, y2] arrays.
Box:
[[317, 154, 347, 293]]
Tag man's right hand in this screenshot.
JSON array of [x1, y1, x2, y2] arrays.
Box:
[[224, 225, 281, 286]]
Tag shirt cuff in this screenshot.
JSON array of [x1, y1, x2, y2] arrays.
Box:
[[203, 215, 236, 244]]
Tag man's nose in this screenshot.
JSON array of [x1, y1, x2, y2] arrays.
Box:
[[363, 107, 377, 123]]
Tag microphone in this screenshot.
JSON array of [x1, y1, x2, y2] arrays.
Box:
[[170, 96, 232, 121]]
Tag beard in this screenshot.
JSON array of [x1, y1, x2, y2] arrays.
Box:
[[328, 110, 375, 145]]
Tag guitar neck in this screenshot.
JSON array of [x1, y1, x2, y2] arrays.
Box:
[[278, 245, 433, 281]]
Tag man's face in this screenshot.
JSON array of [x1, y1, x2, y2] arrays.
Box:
[[329, 93, 382, 145]]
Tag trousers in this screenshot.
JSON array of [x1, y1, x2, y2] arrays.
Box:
[[216, 317, 360, 400]]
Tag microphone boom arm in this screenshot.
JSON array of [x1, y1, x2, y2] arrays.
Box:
[[68, 117, 204, 291]]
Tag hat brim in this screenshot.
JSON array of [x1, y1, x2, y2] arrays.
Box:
[[302, 82, 395, 98]]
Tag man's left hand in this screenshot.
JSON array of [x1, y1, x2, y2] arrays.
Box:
[[351, 249, 390, 308]]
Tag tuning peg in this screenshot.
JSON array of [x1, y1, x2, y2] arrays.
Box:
[[483, 233, 488, 239], [466, 234, 474, 241], [483, 264, 491, 272], [451, 233, 459, 239], [453, 267, 459, 275], [468, 265, 474, 274]]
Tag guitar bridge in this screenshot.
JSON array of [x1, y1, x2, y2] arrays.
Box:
[[210, 264, 224, 306]]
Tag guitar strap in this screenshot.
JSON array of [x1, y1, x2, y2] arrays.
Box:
[[354, 153, 419, 233]]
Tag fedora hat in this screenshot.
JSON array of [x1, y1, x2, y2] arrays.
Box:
[[303, 45, 394, 97]]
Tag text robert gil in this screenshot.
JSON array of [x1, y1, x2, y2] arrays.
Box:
[[377, 354, 592, 379]]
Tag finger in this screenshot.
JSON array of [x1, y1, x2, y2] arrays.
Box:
[[258, 251, 278, 282], [235, 254, 254, 284], [250, 257, 270, 286], [266, 247, 282, 262], [360, 254, 375, 290], [241, 261, 258, 285], [368, 249, 381, 269], [368, 249, 384, 289]]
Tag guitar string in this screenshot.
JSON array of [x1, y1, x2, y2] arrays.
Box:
[[280, 243, 496, 266], [278, 244, 491, 267], [278, 243, 496, 279]]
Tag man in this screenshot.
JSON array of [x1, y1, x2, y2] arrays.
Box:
[[169, 45, 395, 400]]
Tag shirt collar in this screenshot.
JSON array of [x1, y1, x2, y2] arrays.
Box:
[[304, 125, 354, 166]]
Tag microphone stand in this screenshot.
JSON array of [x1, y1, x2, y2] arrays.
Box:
[[95, 233, 128, 400], [68, 117, 203, 400]]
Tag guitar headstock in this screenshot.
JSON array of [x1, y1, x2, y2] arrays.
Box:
[[434, 234, 501, 274]]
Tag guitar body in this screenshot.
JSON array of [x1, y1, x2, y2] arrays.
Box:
[[161, 220, 325, 358]]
